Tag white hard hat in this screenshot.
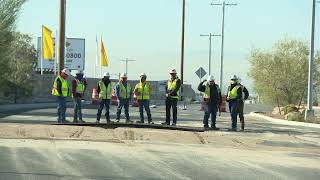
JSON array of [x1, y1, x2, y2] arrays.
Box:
[[140, 73, 146, 77], [120, 73, 127, 78], [61, 68, 69, 75], [170, 69, 177, 74], [230, 75, 238, 80], [207, 75, 215, 81], [103, 72, 110, 77]]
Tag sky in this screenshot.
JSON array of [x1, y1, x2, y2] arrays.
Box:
[[16, 0, 318, 93]]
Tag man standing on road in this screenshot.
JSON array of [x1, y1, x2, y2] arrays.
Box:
[[52, 69, 70, 123], [198, 75, 222, 130], [115, 73, 133, 123], [226, 75, 242, 131], [162, 69, 181, 126], [134, 73, 154, 124], [237, 77, 249, 131], [72, 70, 87, 123], [96, 72, 113, 124]]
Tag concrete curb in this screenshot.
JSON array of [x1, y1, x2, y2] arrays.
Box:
[[249, 112, 320, 129]]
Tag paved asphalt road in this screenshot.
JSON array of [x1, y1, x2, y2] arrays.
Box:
[[0, 103, 319, 180]]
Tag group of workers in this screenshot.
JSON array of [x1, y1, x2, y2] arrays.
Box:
[[51, 68, 248, 131]]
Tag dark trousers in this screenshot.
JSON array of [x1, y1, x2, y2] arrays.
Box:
[[97, 99, 110, 122], [116, 99, 130, 121], [237, 100, 245, 130], [57, 96, 67, 122], [203, 103, 218, 128], [165, 97, 178, 124], [73, 97, 82, 121], [229, 101, 238, 129], [138, 100, 152, 122]]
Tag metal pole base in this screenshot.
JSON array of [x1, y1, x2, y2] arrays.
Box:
[[304, 109, 315, 120]]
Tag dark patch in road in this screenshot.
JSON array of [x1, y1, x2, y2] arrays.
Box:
[[259, 140, 320, 148]]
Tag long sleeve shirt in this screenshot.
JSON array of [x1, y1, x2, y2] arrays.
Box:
[[115, 82, 132, 99], [72, 78, 87, 98], [165, 78, 181, 97], [198, 81, 222, 105], [56, 78, 69, 96]]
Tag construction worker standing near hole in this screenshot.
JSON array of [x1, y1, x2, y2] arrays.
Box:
[[115, 73, 133, 123], [52, 68, 70, 123], [96, 72, 113, 124], [162, 69, 181, 126], [134, 73, 154, 124], [237, 77, 249, 131], [72, 70, 87, 123], [198, 75, 222, 130], [226, 75, 242, 131]]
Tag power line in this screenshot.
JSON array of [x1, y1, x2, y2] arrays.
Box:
[[200, 33, 221, 75], [120, 58, 136, 75], [211, 1, 237, 92]]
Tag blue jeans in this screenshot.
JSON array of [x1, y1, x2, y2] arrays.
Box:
[[57, 96, 67, 122], [73, 97, 82, 121], [229, 101, 238, 129], [138, 100, 152, 122], [203, 103, 218, 128], [116, 99, 130, 121], [97, 99, 110, 121]]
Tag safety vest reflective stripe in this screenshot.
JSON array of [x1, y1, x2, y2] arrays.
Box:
[[119, 83, 131, 99], [99, 81, 112, 99], [203, 84, 220, 99], [167, 79, 179, 99], [75, 79, 85, 94], [227, 85, 240, 100], [52, 76, 69, 97], [135, 82, 151, 100]]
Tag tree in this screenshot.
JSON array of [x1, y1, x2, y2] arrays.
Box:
[[2, 33, 37, 103], [0, 0, 26, 87], [248, 38, 320, 106]]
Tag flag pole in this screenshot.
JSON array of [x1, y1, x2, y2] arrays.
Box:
[[41, 26, 44, 75], [54, 30, 58, 75], [100, 36, 102, 78], [95, 35, 98, 78]]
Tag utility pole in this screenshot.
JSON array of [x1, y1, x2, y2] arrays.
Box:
[[200, 33, 221, 75], [305, 0, 316, 120], [211, 1, 237, 92], [58, 0, 66, 73], [120, 58, 136, 75], [180, 0, 186, 103]]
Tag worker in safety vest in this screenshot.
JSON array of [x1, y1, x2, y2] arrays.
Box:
[[115, 73, 133, 123], [72, 70, 87, 123], [96, 72, 113, 124], [198, 75, 222, 130], [226, 75, 242, 131], [237, 77, 249, 131], [134, 73, 154, 124], [162, 69, 181, 126], [52, 69, 70, 123]]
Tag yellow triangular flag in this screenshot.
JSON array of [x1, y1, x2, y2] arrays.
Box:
[[100, 39, 108, 67], [42, 25, 54, 60]]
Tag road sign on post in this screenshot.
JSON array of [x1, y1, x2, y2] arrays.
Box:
[[195, 67, 207, 81]]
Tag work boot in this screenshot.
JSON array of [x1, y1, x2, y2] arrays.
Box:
[[73, 119, 78, 123], [228, 128, 237, 132], [148, 121, 154, 125], [172, 123, 176, 126], [211, 127, 220, 131], [126, 120, 133, 123], [136, 120, 144, 124], [204, 125, 210, 131], [79, 119, 86, 123], [116, 119, 120, 123], [96, 120, 100, 124], [161, 122, 169, 125]]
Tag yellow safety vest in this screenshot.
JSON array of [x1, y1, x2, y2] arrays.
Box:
[[99, 81, 113, 99], [119, 83, 131, 99], [167, 78, 180, 99], [203, 83, 220, 99], [52, 76, 69, 97], [135, 82, 151, 100], [75, 79, 85, 94], [227, 85, 240, 100]]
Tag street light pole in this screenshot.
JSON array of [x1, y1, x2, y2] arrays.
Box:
[[58, 0, 66, 73], [211, 1, 237, 92], [305, 0, 316, 120], [200, 33, 221, 75], [120, 58, 136, 75]]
